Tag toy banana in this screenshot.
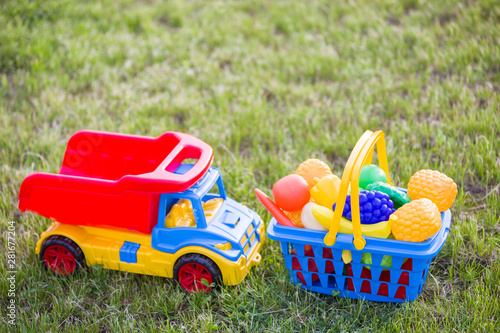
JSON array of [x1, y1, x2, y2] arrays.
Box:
[[310, 174, 341, 208], [342, 250, 353, 264], [311, 205, 394, 239]]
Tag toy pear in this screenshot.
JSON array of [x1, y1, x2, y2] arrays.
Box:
[[310, 174, 341, 208]]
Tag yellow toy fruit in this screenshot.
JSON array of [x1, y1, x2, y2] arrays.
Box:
[[407, 169, 457, 211], [310, 174, 341, 208], [283, 209, 304, 228], [342, 250, 352, 264], [295, 159, 332, 188], [390, 198, 441, 242], [311, 205, 394, 239]]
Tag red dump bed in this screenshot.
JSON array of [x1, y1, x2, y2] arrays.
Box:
[[18, 130, 214, 233]]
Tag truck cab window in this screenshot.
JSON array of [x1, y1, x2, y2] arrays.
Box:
[[165, 199, 197, 228], [164, 197, 224, 228]]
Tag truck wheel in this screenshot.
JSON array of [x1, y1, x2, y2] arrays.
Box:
[[174, 254, 221, 293], [40, 236, 85, 276]]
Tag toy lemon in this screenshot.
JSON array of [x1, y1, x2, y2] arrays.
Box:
[[311, 206, 394, 239], [390, 198, 441, 242], [295, 159, 332, 188], [310, 174, 341, 208], [407, 169, 457, 211]]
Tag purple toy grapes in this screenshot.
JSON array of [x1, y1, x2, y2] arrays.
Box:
[[332, 190, 395, 225]]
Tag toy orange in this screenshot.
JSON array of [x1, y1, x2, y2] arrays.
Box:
[[390, 198, 441, 242], [295, 159, 332, 188], [283, 209, 304, 228], [407, 169, 457, 211]]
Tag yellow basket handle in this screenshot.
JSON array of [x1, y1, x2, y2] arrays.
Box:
[[323, 130, 392, 250]]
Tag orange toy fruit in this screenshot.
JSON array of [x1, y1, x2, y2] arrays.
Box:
[[295, 159, 332, 188], [390, 198, 442, 242], [407, 169, 457, 211], [283, 209, 304, 228], [273, 174, 310, 212]]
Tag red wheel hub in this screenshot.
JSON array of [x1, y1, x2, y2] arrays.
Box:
[[43, 245, 76, 275], [178, 263, 213, 293]]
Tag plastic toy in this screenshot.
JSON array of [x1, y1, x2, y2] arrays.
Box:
[[310, 174, 341, 208], [301, 202, 327, 231], [366, 181, 411, 209], [332, 190, 395, 225], [272, 174, 310, 212], [254, 189, 298, 227], [283, 209, 304, 228], [342, 250, 353, 263], [359, 164, 388, 189], [407, 169, 457, 211], [362, 252, 392, 268], [19, 130, 265, 293], [295, 159, 332, 188], [390, 198, 442, 242], [312, 205, 394, 239], [263, 130, 452, 302]]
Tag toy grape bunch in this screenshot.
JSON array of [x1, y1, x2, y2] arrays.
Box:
[[333, 190, 395, 225], [312, 205, 395, 238], [308, 163, 399, 236]]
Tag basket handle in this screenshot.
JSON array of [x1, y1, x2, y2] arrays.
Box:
[[323, 130, 392, 250]]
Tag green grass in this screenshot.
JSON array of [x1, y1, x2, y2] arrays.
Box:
[[1, 0, 499, 331]]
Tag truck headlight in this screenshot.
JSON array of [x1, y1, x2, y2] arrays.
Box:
[[215, 242, 232, 251]]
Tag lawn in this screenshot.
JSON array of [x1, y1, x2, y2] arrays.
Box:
[[1, 0, 499, 331]]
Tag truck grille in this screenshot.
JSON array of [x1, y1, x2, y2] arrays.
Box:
[[240, 222, 258, 256]]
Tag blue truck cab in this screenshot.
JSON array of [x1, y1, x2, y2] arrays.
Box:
[[153, 165, 264, 265]]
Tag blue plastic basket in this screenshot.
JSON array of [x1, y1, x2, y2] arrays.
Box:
[[267, 209, 451, 302], [260, 130, 453, 302]]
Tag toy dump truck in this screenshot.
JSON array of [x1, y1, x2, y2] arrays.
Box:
[[19, 130, 264, 292]]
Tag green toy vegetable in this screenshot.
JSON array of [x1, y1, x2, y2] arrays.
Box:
[[359, 164, 388, 189], [365, 181, 411, 209]]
